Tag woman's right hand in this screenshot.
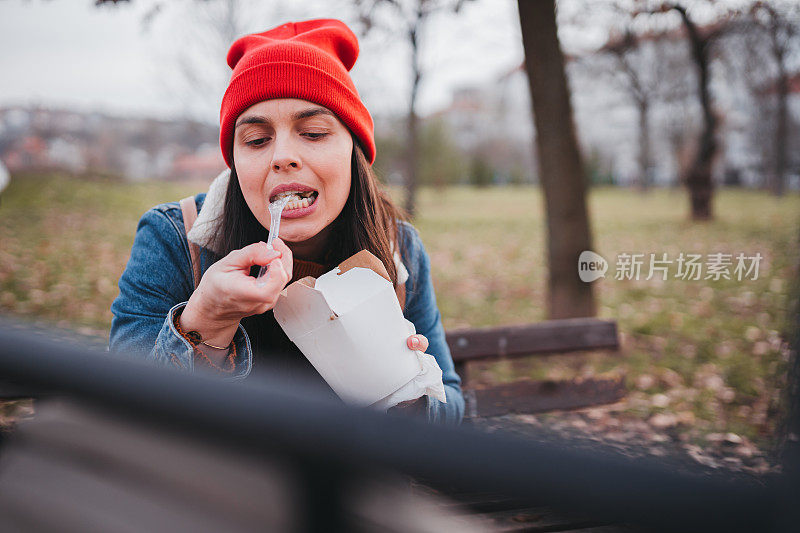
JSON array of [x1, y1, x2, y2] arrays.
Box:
[[179, 238, 293, 348]]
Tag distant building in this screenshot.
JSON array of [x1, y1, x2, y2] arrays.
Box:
[[0, 105, 220, 181], [170, 143, 226, 181], [3, 135, 49, 172], [431, 66, 536, 185]]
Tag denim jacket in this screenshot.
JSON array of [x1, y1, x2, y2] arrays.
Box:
[[109, 193, 464, 425]]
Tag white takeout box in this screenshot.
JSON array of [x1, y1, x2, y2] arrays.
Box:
[[273, 250, 445, 407]]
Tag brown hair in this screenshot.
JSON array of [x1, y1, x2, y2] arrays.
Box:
[[209, 137, 408, 285]]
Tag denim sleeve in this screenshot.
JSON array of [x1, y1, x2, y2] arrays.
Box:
[[109, 207, 252, 379], [401, 223, 464, 426]]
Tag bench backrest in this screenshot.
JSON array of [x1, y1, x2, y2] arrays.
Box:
[[446, 318, 619, 363], [444, 318, 622, 418]]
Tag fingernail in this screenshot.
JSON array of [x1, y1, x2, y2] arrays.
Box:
[[411, 337, 419, 348]]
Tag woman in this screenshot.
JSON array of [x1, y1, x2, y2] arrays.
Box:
[[109, 19, 463, 425]]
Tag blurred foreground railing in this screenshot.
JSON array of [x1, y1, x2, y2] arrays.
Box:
[[0, 320, 796, 533]]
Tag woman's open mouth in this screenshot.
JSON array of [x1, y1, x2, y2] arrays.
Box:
[[270, 190, 319, 212]]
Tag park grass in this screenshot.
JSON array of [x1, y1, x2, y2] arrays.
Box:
[[1, 172, 799, 447]]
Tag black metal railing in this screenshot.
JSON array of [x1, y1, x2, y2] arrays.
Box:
[[0, 320, 796, 533]]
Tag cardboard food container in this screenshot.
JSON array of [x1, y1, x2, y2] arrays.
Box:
[[273, 250, 444, 407]]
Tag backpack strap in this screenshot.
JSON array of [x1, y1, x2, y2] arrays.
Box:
[[179, 196, 202, 291]]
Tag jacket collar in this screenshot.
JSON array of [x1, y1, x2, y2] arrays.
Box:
[[186, 168, 230, 256]]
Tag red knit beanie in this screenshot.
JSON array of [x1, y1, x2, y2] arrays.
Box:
[[219, 19, 376, 167]]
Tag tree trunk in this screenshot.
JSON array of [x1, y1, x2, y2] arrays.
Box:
[[637, 99, 651, 192], [404, 26, 422, 218], [772, 70, 788, 197], [761, 4, 790, 197], [517, 0, 596, 319], [673, 4, 715, 221], [405, 109, 419, 217]]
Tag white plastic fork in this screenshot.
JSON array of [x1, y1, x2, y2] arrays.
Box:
[[255, 196, 291, 287]]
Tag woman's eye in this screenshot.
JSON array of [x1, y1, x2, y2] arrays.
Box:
[[246, 137, 270, 147], [302, 132, 328, 140]]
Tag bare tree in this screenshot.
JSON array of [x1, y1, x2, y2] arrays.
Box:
[[563, 0, 697, 189], [518, 0, 596, 319], [607, 32, 655, 191], [159, 1, 326, 123], [97, 0, 327, 123], [169, 0, 249, 120], [667, 3, 724, 219], [597, 27, 691, 191], [633, 1, 731, 220], [745, 1, 799, 197], [352, 0, 473, 218]]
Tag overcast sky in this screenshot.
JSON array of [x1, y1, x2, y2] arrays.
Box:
[[0, 0, 534, 124]]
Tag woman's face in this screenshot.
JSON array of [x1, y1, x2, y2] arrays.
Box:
[[232, 98, 353, 247]]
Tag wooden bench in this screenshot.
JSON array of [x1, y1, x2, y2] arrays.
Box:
[[445, 317, 624, 418], [422, 318, 630, 530]]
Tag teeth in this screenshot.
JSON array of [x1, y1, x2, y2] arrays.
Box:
[[272, 190, 318, 205], [276, 190, 313, 198], [273, 190, 318, 210], [284, 197, 312, 211]]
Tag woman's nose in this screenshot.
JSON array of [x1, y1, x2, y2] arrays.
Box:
[[270, 136, 302, 172]]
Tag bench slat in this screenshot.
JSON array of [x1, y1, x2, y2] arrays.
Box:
[[466, 377, 626, 418], [446, 318, 619, 363]]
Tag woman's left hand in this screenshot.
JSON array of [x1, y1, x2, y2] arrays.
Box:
[[406, 334, 428, 352], [385, 334, 430, 416]]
